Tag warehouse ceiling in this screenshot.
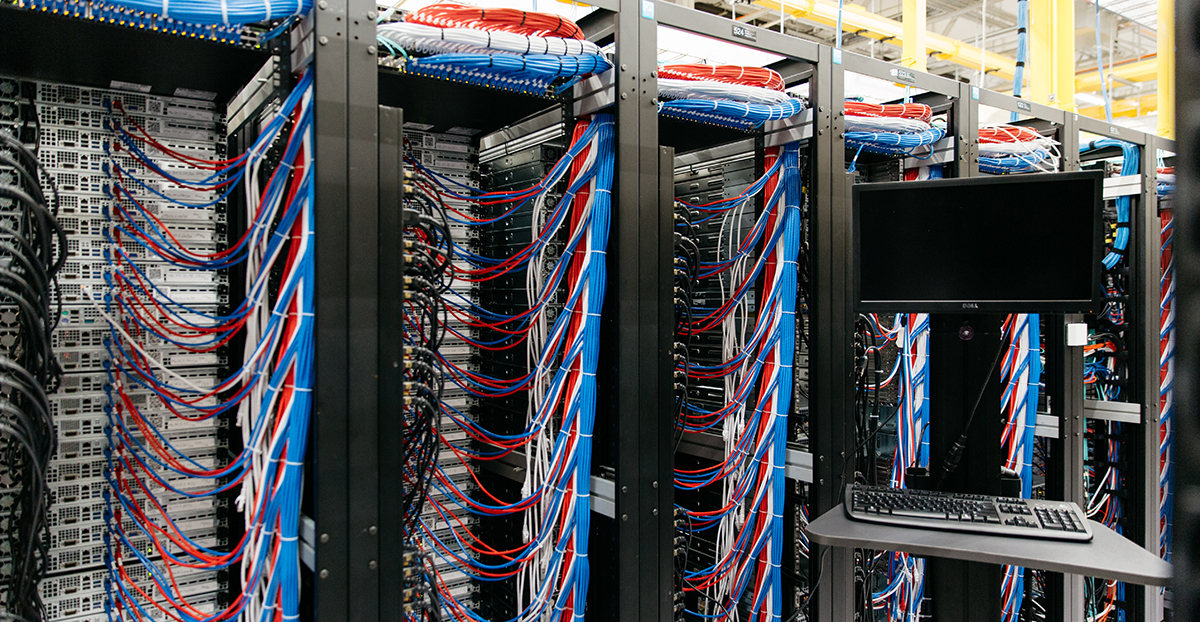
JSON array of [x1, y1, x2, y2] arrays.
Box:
[[663, 0, 1162, 120]]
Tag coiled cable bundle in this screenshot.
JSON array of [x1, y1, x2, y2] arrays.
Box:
[[377, 5, 610, 97], [657, 64, 805, 131], [978, 124, 1061, 175], [0, 129, 66, 622], [844, 101, 945, 162]]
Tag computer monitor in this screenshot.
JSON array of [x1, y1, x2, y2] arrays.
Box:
[[853, 171, 1105, 314]]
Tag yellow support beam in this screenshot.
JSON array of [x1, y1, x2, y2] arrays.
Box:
[[1075, 56, 1158, 92], [901, 0, 926, 72], [1054, 0, 1074, 111], [751, 0, 1016, 80], [1028, 0, 1052, 105], [1028, 0, 1073, 110], [1158, 0, 1174, 138], [1078, 93, 1157, 119]]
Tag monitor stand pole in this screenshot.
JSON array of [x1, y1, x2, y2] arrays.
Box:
[[924, 313, 1006, 619]]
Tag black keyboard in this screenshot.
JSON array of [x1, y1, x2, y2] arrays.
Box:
[[845, 484, 1093, 542]]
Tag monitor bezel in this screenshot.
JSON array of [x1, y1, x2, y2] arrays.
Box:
[[852, 170, 1106, 314]]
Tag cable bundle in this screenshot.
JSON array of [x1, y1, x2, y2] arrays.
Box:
[[844, 101, 944, 163], [401, 163, 454, 615], [658, 79, 792, 106], [978, 124, 1061, 175], [998, 314, 1041, 621], [95, 70, 314, 621], [407, 3, 584, 39], [402, 113, 613, 621], [0, 129, 67, 622], [658, 65, 785, 91], [844, 102, 931, 123], [1083, 139, 1139, 270], [39, 0, 310, 26], [1158, 166, 1176, 197], [378, 22, 601, 58], [1159, 199, 1174, 563], [871, 313, 929, 621], [377, 7, 609, 98], [656, 64, 803, 131], [1078, 143, 1138, 618], [674, 143, 802, 620]]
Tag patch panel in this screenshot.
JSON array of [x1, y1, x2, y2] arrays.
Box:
[[15, 0, 253, 47]]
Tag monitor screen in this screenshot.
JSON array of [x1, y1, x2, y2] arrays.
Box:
[[854, 171, 1105, 313]]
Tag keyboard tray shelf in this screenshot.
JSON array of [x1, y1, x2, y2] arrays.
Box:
[[808, 503, 1172, 587]]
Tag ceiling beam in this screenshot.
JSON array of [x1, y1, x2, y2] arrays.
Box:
[[1077, 92, 1157, 119], [1075, 56, 1158, 91], [751, 0, 1017, 79]]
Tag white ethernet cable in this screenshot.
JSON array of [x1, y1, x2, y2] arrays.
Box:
[[377, 21, 602, 57], [657, 78, 794, 106], [844, 115, 932, 135]]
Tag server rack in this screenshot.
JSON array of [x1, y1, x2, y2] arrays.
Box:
[[0, 1, 384, 620], [650, 8, 819, 621]]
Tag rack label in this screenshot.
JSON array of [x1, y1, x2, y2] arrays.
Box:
[[1016, 100, 1032, 112], [732, 24, 757, 42], [889, 68, 916, 84], [642, 0, 654, 19]]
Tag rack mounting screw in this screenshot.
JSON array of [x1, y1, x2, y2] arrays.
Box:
[[621, 93, 628, 100], [650, 71, 657, 78], [320, 533, 329, 543], [622, 514, 629, 521], [621, 64, 628, 71], [318, 0, 327, 8], [621, 486, 628, 493], [369, 560, 378, 570], [319, 36, 329, 45], [367, 45, 377, 55], [652, 508, 659, 516], [369, 525, 378, 535], [652, 481, 658, 489], [367, 10, 377, 18], [319, 569, 330, 579]]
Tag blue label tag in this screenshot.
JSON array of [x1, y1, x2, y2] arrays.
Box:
[[642, 0, 654, 19], [832, 48, 842, 65], [972, 86, 980, 100]]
